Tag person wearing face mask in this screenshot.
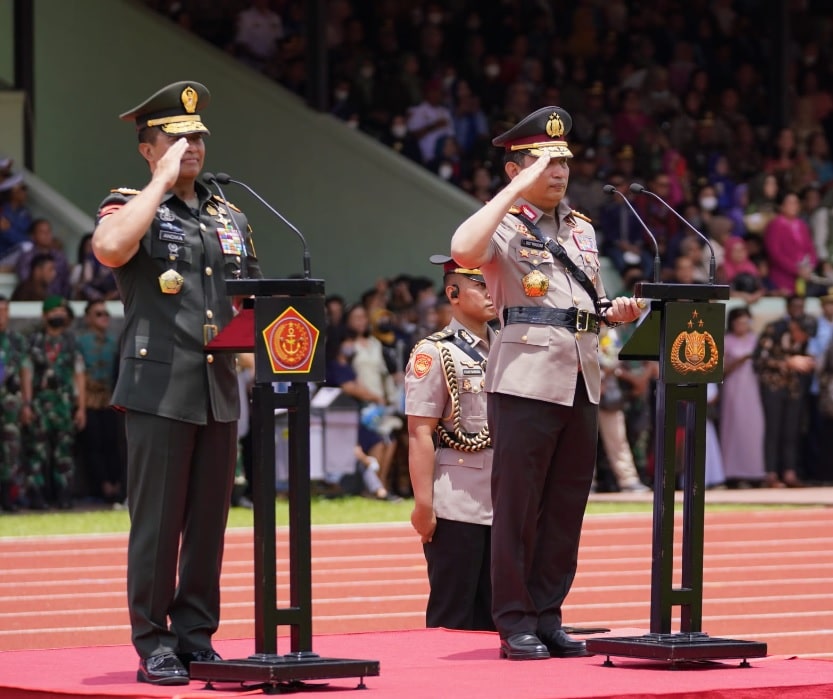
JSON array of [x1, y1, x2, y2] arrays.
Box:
[[23, 295, 86, 510], [381, 115, 422, 163]]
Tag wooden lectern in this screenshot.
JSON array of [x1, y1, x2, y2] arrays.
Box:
[[586, 282, 768, 667], [189, 278, 380, 691]]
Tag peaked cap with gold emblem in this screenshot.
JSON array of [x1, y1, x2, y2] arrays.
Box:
[[119, 80, 211, 135], [492, 106, 573, 158], [429, 254, 485, 283]]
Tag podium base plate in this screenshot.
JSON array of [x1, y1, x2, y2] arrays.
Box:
[[586, 633, 767, 666], [190, 655, 380, 689]]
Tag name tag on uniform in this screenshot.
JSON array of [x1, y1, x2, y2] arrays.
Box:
[[158, 221, 185, 243], [521, 239, 545, 250], [462, 368, 483, 376], [217, 228, 243, 255], [573, 230, 597, 252]]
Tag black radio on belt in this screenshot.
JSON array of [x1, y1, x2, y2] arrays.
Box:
[[503, 306, 601, 334]]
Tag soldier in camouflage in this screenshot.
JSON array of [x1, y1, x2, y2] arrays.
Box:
[[0, 295, 33, 511], [25, 295, 86, 509]]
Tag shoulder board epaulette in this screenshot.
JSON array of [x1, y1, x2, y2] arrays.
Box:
[[426, 328, 455, 343], [571, 209, 592, 223], [110, 187, 141, 195], [508, 205, 522, 215], [211, 194, 241, 212]]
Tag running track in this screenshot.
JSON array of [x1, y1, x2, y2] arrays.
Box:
[[1, 509, 831, 658]]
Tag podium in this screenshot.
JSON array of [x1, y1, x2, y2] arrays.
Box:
[[189, 278, 380, 691], [586, 282, 768, 667]]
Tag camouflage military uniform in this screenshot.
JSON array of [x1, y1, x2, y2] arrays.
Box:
[[0, 327, 31, 486], [26, 328, 83, 502]]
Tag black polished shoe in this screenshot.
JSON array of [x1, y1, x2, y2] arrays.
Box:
[[538, 629, 592, 658], [137, 652, 190, 685], [177, 649, 222, 670], [499, 633, 550, 660]]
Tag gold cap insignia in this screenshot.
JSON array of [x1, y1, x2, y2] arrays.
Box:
[[181, 86, 198, 114], [546, 113, 565, 138]]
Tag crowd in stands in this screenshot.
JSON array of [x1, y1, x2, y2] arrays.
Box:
[[5, 0, 833, 512]]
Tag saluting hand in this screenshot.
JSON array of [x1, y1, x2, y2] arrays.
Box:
[[153, 137, 190, 190], [511, 152, 552, 190]]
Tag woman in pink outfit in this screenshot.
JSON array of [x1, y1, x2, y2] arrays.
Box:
[[763, 191, 817, 294], [719, 307, 766, 487]]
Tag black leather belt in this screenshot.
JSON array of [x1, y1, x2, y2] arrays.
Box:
[[503, 306, 601, 334]]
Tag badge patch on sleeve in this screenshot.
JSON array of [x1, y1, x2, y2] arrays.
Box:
[[412, 353, 433, 378]]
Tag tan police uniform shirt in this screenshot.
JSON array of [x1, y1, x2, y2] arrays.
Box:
[[405, 318, 495, 526], [480, 197, 605, 405]]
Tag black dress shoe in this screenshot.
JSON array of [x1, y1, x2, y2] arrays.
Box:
[[499, 633, 550, 660], [538, 629, 592, 658], [177, 649, 222, 670], [137, 652, 190, 685]]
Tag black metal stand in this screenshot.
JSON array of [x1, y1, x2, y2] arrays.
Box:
[[190, 279, 380, 691], [586, 282, 767, 667]]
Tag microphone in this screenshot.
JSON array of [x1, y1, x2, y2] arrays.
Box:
[[213, 172, 311, 279], [602, 183, 661, 283], [202, 171, 250, 279], [629, 183, 716, 284]]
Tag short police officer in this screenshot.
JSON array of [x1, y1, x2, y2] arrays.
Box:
[[450, 107, 643, 660], [92, 81, 261, 685], [405, 255, 497, 631]]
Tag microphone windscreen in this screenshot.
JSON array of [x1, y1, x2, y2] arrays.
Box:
[[629, 183, 645, 194], [602, 184, 616, 194]]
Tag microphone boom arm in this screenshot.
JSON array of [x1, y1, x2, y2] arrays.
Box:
[[602, 184, 661, 283], [219, 173, 311, 279], [630, 183, 716, 284]]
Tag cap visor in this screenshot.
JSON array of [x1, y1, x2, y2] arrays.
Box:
[[160, 120, 210, 136], [526, 144, 573, 158]]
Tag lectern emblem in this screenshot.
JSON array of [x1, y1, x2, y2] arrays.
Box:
[[669, 309, 720, 375], [262, 306, 320, 373]]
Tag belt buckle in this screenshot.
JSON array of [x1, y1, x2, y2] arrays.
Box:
[[575, 309, 592, 333]]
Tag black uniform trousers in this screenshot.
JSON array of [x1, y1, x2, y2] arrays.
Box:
[[759, 386, 805, 478], [423, 517, 494, 631], [487, 382, 597, 639], [125, 410, 237, 659]]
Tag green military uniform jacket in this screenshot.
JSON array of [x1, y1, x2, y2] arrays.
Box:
[[96, 182, 262, 425]]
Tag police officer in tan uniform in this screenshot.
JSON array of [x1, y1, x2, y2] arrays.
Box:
[[405, 255, 497, 631], [92, 81, 261, 685], [451, 107, 643, 660]]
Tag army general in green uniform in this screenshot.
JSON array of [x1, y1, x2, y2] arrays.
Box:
[[92, 81, 261, 685]]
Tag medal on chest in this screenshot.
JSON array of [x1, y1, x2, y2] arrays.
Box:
[[522, 268, 549, 297], [158, 242, 184, 294]]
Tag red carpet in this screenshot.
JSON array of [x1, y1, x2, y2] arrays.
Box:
[[1, 629, 832, 699]]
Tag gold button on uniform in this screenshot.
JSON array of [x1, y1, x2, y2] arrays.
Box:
[[205, 266, 213, 276], [206, 354, 214, 364], [206, 310, 214, 319], [139, 348, 148, 357], [521, 335, 528, 342], [458, 458, 464, 464]]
